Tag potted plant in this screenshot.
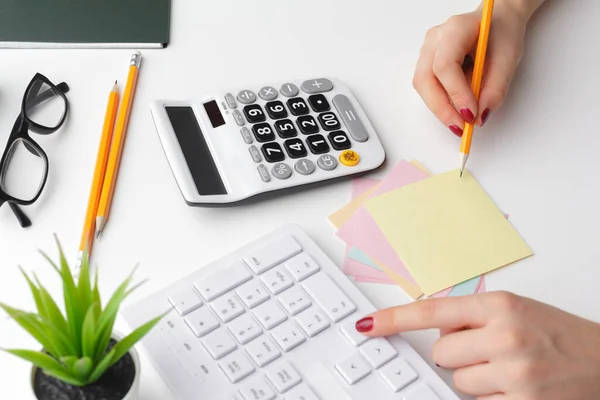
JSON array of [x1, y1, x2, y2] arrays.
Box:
[[0, 238, 165, 400]]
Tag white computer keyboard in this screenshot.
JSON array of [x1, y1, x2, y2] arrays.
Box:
[[122, 224, 459, 400]]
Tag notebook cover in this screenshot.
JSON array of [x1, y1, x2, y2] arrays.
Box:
[[0, 0, 171, 48]]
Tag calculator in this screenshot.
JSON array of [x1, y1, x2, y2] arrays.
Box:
[[150, 78, 386, 205]]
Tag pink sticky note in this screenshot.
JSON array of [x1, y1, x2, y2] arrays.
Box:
[[351, 176, 380, 198], [337, 161, 429, 283], [476, 276, 486, 293]]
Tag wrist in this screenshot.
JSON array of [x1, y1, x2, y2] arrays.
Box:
[[481, 0, 545, 23]]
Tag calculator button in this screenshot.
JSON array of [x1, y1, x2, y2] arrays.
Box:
[[280, 83, 299, 97], [301, 78, 334, 94], [168, 287, 203, 315], [294, 159, 315, 176], [225, 93, 237, 109], [203, 328, 237, 360], [257, 164, 271, 182], [339, 150, 360, 167], [253, 300, 288, 330], [278, 285, 311, 316], [227, 313, 262, 345], [245, 337, 281, 367], [233, 110, 245, 126], [379, 358, 418, 393], [284, 138, 307, 159], [359, 338, 398, 368], [287, 98, 310, 116], [238, 90, 257, 104], [308, 94, 330, 112], [265, 101, 288, 119], [244, 104, 266, 123], [241, 127, 254, 144], [332, 94, 369, 142], [261, 266, 293, 295], [306, 135, 330, 154], [271, 163, 292, 180], [239, 377, 276, 400], [270, 321, 306, 352], [335, 354, 371, 385], [296, 308, 330, 338], [219, 351, 256, 383], [317, 112, 341, 131], [236, 280, 270, 309], [328, 131, 351, 150], [184, 307, 220, 337], [249, 145, 262, 163], [212, 293, 245, 323], [259, 86, 278, 101], [275, 119, 298, 138], [317, 155, 337, 171], [283, 253, 320, 281], [253, 123, 275, 143], [296, 116, 319, 135], [261, 142, 285, 163]]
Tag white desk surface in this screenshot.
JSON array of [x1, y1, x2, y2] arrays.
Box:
[[1, 1, 599, 399]]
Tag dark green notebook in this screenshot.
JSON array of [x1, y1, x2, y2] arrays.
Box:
[[0, 0, 171, 48]]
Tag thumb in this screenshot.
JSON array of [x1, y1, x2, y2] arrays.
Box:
[[355, 295, 488, 337]]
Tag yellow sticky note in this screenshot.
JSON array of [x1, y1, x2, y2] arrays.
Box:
[[365, 169, 533, 295]]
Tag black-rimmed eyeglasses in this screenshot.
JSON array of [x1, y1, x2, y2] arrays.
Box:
[[0, 73, 70, 228]]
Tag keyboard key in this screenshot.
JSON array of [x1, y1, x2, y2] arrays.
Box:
[[284, 138, 308, 159], [278, 286, 311, 316], [184, 307, 220, 337], [203, 328, 237, 360], [259, 86, 278, 101], [294, 159, 316, 176], [261, 266, 294, 295], [379, 358, 418, 393], [317, 155, 337, 171], [280, 83, 299, 97], [194, 262, 253, 302], [236, 280, 270, 309], [272, 162, 293, 180], [332, 94, 369, 142], [308, 94, 330, 112], [244, 104, 266, 123], [168, 287, 203, 315], [243, 236, 302, 275], [340, 318, 370, 347], [306, 135, 330, 155], [246, 337, 281, 367], [317, 112, 341, 131], [212, 293, 245, 323], [219, 351, 256, 383], [271, 321, 306, 352], [257, 164, 271, 182], [301, 78, 334, 94], [228, 313, 262, 345], [335, 354, 371, 385], [295, 308, 329, 338], [302, 273, 356, 323], [284, 384, 320, 400], [265, 101, 288, 119], [254, 300, 288, 330], [287, 98, 309, 116], [266, 361, 302, 393], [283, 253, 320, 281], [296, 116, 319, 135], [359, 338, 398, 368], [404, 385, 441, 400], [261, 142, 285, 163], [328, 131, 351, 150], [239, 377, 277, 400], [275, 119, 298, 138], [253, 123, 275, 143], [238, 90, 257, 104]]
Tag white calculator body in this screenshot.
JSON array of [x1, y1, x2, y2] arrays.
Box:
[[122, 224, 459, 400], [150, 78, 385, 205]]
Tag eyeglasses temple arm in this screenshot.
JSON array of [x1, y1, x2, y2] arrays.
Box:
[[9, 203, 32, 228]]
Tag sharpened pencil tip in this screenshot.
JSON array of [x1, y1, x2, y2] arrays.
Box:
[[96, 230, 102, 239], [460, 169, 463, 177]]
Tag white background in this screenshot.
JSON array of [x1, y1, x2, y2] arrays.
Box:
[[0, 1, 599, 399]]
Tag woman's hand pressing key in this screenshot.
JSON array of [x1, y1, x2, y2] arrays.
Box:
[[355, 292, 600, 399]]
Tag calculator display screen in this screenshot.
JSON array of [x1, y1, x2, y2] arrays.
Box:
[[165, 106, 228, 196]]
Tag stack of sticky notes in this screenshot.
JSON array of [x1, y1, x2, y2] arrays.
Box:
[[329, 160, 533, 299]]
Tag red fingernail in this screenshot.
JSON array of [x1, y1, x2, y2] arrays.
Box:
[[481, 108, 491, 126], [355, 317, 374, 333], [448, 124, 463, 137], [459, 108, 475, 124]]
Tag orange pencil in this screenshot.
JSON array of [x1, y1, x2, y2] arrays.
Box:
[[95, 52, 141, 237], [460, 0, 494, 176], [75, 81, 119, 271]]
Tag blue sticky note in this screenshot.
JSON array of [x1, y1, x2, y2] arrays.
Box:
[[448, 276, 480, 297], [347, 247, 384, 271]]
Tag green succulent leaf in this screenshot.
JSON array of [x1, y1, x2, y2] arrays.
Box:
[[43, 367, 86, 387], [81, 303, 98, 359], [88, 348, 116, 384], [59, 356, 78, 370], [109, 312, 166, 367], [72, 357, 93, 381], [36, 277, 69, 336], [19, 267, 45, 318], [92, 267, 102, 311]]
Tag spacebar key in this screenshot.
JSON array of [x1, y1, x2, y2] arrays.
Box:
[[332, 94, 369, 143], [302, 273, 356, 322], [194, 262, 252, 301]]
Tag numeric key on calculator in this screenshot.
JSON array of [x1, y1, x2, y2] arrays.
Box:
[[306, 135, 330, 155], [261, 142, 285, 163], [328, 131, 352, 150], [284, 138, 307, 158], [308, 94, 330, 112], [318, 112, 341, 131], [265, 101, 288, 119], [253, 123, 275, 143], [275, 119, 298, 138], [296, 116, 319, 135], [244, 104, 266, 123], [287, 98, 309, 116]]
